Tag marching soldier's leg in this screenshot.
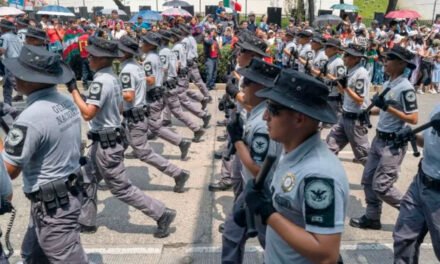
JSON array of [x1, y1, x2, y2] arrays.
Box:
[[189, 63, 210, 97], [346, 119, 370, 165], [165, 92, 202, 132], [21, 216, 50, 264], [326, 117, 349, 155], [148, 99, 182, 146]]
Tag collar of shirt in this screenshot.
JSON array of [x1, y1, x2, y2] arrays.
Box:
[[94, 66, 114, 79], [387, 74, 407, 89], [327, 54, 339, 64], [347, 62, 362, 76], [26, 86, 57, 107], [248, 100, 267, 122], [279, 132, 321, 168], [121, 58, 137, 68]]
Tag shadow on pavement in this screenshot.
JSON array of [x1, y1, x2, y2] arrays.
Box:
[[341, 242, 394, 264]]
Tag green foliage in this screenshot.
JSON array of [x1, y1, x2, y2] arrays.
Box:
[[354, 0, 388, 19], [197, 44, 234, 83]]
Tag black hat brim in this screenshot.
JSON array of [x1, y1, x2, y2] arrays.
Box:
[[236, 42, 269, 57], [0, 24, 15, 30], [4, 57, 73, 84], [256, 87, 338, 124], [142, 37, 160, 47], [24, 32, 47, 41], [86, 45, 124, 58], [324, 43, 343, 49], [298, 33, 313, 38], [343, 47, 366, 58], [236, 67, 274, 88], [118, 43, 141, 56], [383, 50, 416, 69], [312, 38, 324, 45]]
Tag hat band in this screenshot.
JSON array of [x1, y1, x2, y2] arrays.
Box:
[[93, 45, 119, 56]]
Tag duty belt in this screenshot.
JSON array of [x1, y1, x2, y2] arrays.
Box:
[[164, 78, 177, 90], [25, 174, 79, 210], [123, 106, 149, 123], [376, 129, 396, 141], [147, 87, 164, 102], [419, 164, 440, 190], [87, 127, 126, 149], [342, 111, 361, 119]]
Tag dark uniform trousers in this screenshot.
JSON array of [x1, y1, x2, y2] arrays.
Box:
[[326, 116, 370, 165], [3, 68, 16, 106], [125, 119, 182, 178], [177, 76, 206, 118], [163, 88, 201, 132], [79, 141, 166, 228], [328, 97, 343, 119], [21, 192, 88, 264], [188, 62, 210, 98], [393, 170, 440, 263], [148, 98, 182, 146], [361, 136, 407, 220]]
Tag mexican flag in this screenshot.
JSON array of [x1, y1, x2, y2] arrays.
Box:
[[62, 29, 82, 63]]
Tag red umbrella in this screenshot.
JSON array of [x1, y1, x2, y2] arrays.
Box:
[[385, 10, 421, 19]]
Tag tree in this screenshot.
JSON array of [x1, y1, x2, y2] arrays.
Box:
[[386, 0, 399, 13], [296, 0, 305, 22], [308, 0, 315, 24]]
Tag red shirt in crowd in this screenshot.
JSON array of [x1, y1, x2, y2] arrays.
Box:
[[107, 19, 124, 30], [78, 33, 89, 59]]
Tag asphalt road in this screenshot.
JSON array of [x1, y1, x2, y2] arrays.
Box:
[[1, 86, 439, 264]]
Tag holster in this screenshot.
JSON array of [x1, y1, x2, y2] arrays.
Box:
[[147, 86, 164, 102], [164, 78, 177, 90], [178, 67, 188, 77], [87, 127, 127, 149], [187, 59, 194, 67], [123, 106, 149, 124]]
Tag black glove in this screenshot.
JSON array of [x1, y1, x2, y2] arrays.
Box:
[[337, 76, 348, 89], [66, 78, 78, 93], [226, 78, 239, 99], [244, 180, 276, 225], [371, 93, 389, 111], [233, 201, 246, 227], [394, 126, 414, 148], [226, 118, 243, 144], [321, 61, 328, 76], [0, 199, 13, 215], [431, 112, 440, 133]]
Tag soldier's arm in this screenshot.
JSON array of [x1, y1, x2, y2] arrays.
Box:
[[267, 214, 342, 264], [122, 91, 135, 102], [387, 108, 418, 125], [71, 89, 99, 121], [387, 90, 419, 125], [234, 141, 260, 177], [145, 76, 155, 86]]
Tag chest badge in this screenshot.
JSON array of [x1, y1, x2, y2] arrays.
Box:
[[282, 173, 296, 192]]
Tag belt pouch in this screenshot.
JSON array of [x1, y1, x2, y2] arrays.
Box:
[[53, 179, 69, 207], [40, 182, 57, 211]]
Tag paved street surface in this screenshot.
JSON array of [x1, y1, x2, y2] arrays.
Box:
[[1, 86, 439, 263]]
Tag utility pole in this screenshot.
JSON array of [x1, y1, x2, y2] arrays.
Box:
[[433, 0, 438, 24]]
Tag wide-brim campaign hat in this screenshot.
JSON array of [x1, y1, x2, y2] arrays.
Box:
[[141, 32, 161, 46], [24, 27, 47, 41], [236, 57, 281, 87], [343, 43, 367, 58], [16, 18, 29, 27], [0, 19, 15, 30], [297, 30, 313, 38], [383, 45, 416, 69], [236, 32, 269, 57], [256, 69, 337, 124], [4, 45, 73, 84], [86, 36, 123, 58], [178, 24, 191, 35], [169, 28, 183, 39], [311, 33, 324, 45], [323, 38, 343, 49], [158, 30, 172, 41], [118, 35, 141, 56]]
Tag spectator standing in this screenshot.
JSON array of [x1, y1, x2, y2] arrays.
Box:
[[259, 14, 269, 32], [107, 9, 124, 30], [215, 1, 225, 21], [352, 16, 366, 31], [47, 18, 64, 55], [247, 12, 257, 32], [63, 19, 84, 80], [78, 26, 94, 88], [110, 22, 127, 40], [204, 29, 220, 90], [432, 54, 440, 92]]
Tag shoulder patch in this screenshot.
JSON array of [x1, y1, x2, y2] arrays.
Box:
[[306, 51, 314, 59], [5, 124, 28, 157], [160, 55, 167, 65], [402, 90, 418, 112], [144, 62, 153, 76], [304, 177, 335, 228], [336, 66, 346, 77], [250, 133, 269, 163], [354, 79, 365, 95], [120, 73, 132, 90], [88, 82, 103, 101], [319, 59, 327, 68], [0, 38, 4, 47], [173, 50, 180, 60]]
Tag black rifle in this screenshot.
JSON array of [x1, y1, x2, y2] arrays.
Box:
[[361, 87, 392, 128], [223, 113, 241, 161], [304, 57, 311, 75], [245, 155, 277, 237]]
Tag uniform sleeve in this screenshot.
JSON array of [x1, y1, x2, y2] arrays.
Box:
[[2, 122, 42, 167], [159, 54, 168, 71], [400, 88, 418, 113], [86, 81, 107, 108], [0, 35, 7, 50], [333, 61, 346, 78], [119, 70, 135, 91], [153, 58, 162, 86], [143, 59, 154, 77], [351, 72, 369, 97], [299, 175, 345, 234], [0, 155, 12, 198]]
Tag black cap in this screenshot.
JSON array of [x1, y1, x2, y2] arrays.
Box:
[[169, 27, 183, 39], [384, 45, 416, 69], [236, 58, 281, 87], [297, 30, 313, 38], [141, 32, 161, 46], [118, 35, 141, 56], [178, 24, 191, 35], [343, 43, 366, 57], [285, 30, 296, 38], [86, 36, 123, 58], [158, 29, 172, 41], [24, 27, 47, 41], [0, 19, 15, 30], [236, 32, 268, 57], [256, 69, 337, 124], [311, 33, 324, 44], [16, 17, 29, 27], [4, 45, 73, 84], [324, 38, 342, 49]]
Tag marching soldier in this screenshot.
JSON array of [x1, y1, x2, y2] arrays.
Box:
[[118, 35, 190, 191], [326, 43, 371, 166], [309, 33, 328, 77], [68, 37, 176, 238], [393, 107, 440, 263], [320, 38, 345, 118], [24, 27, 47, 47], [295, 30, 314, 73], [2, 45, 88, 263], [222, 58, 281, 263], [245, 69, 349, 263], [350, 45, 419, 230], [281, 30, 296, 69]]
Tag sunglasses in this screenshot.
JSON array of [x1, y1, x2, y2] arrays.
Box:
[[242, 77, 255, 87], [266, 101, 288, 116], [385, 54, 399, 61]]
